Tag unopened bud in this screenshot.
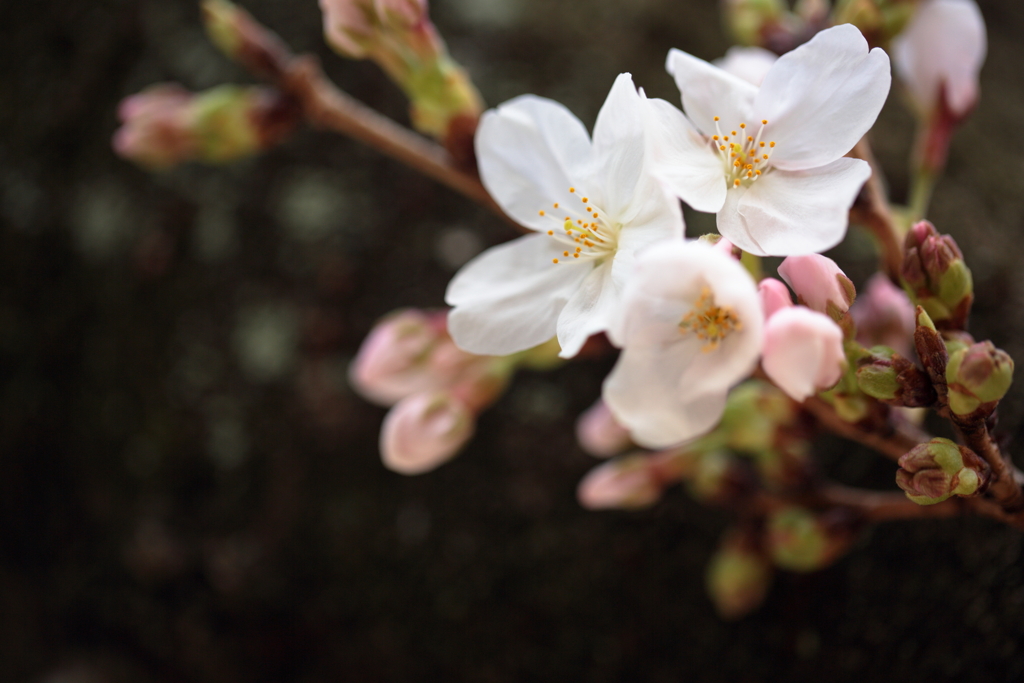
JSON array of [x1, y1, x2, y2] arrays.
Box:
[[945, 341, 1014, 415], [896, 437, 988, 504], [112, 84, 197, 170], [706, 528, 773, 620], [762, 306, 846, 402], [902, 221, 973, 328], [319, 0, 378, 58], [777, 254, 856, 322], [374, 0, 427, 29], [832, 0, 917, 47], [577, 453, 663, 510], [856, 346, 937, 407], [202, 0, 290, 78], [851, 273, 917, 357], [765, 507, 857, 572], [758, 277, 793, 320], [380, 391, 474, 474], [687, 451, 750, 505], [576, 399, 632, 458], [718, 380, 797, 455], [349, 309, 445, 406]]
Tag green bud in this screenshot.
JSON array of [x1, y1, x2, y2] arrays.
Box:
[[765, 507, 854, 572], [896, 438, 988, 505], [192, 86, 287, 163], [706, 528, 773, 620], [856, 362, 900, 401], [856, 346, 937, 407], [902, 221, 973, 329], [945, 342, 1014, 415], [687, 451, 746, 504], [202, 0, 244, 60]]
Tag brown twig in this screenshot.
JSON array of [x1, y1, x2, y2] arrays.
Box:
[[802, 397, 922, 462], [849, 137, 904, 284]]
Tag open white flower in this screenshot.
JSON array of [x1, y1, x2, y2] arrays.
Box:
[[603, 241, 763, 448], [892, 0, 986, 120], [445, 73, 684, 358], [644, 24, 890, 256]]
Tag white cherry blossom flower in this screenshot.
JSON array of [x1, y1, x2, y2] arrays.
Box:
[[714, 46, 778, 87], [644, 24, 890, 256], [892, 0, 986, 120], [603, 241, 763, 448], [445, 73, 684, 358]]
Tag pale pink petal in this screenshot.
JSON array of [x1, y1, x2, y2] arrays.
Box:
[[666, 48, 758, 138], [754, 24, 891, 170], [716, 157, 871, 256], [762, 307, 846, 402], [446, 234, 590, 356], [759, 278, 794, 320], [777, 254, 855, 315], [576, 399, 632, 458], [577, 455, 663, 509]]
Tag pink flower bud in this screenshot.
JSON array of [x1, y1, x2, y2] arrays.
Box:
[[319, 0, 378, 58], [758, 277, 793, 321], [380, 392, 474, 474], [374, 0, 426, 28], [851, 274, 917, 356], [762, 307, 846, 402], [112, 84, 198, 170], [777, 255, 855, 319], [893, 0, 986, 120], [575, 399, 632, 458], [576, 454, 662, 510], [349, 309, 444, 406]]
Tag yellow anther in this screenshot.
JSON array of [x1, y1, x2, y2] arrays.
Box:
[[740, 123, 746, 129], [569, 187, 575, 193], [553, 258, 559, 264], [547, 230, 554, 235], [714, 116, 720, 121], [539, 210, 545, 216], [731, 130, 737, 135], [755, 170, 761, 175], [762, 119, 768, 125], [582, 197, 588, 203], [763, 154, 769, 160], [564, 251, 569, 257], [759, 142, 765, 147], [712, 135, 719, 141], [720, 145, 726, 151], [747, 136, 753, 142], [769, 142, 776, 148], [553, 202, 559, 208], [734, 179, 741, 187], [573, 253, 580, 258]]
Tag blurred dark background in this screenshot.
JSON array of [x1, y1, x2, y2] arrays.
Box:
[[4, 0, 1024, 680]]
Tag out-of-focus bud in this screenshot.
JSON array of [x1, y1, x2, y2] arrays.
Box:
[[687, 451, 752, 505], [893, 0, 986, 121], [202, 0, 291, 79], [758, 277, 793, 320], [777, 255, 856, 322], [576, 399, 632, 458], [380, 391, 474, 474], [319, 0, 377, 58], [765, 507, 858, 572], [349, 309, 444, 406], [851, 273, 917, 357], [112, 84, 197, 170], [945, 341, 1014, 416], [706, 527, 774, 620], [113, 84, 299, 170], [722, 0, 788, 47], [896, 437, 989, 504], [832, 0, 918, 48], [374, 0, 427, 29], [577, 453, 663, 510], [762, 307, 846, 402], [856, 346, 937, 407], [902, 220, 973, 329], [713, 46, 778, 86]]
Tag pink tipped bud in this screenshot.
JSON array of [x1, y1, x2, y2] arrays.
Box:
[[577, 454, 663, 510], [758, 277, 793, 321], [575, 399, 632, 458], [374, 0, 427, 28], [892, 0, 986, 121], [902, 220, 973, 328], [380, 392, 474, 475], [762, 307, 846, 402], [349, 309, 444, 406], [896, 437, 988, 505], [851, 274, 917, 357], [112, 84, 198, 170], [319, 0, 378, 58], [777, 254, 855, 320]]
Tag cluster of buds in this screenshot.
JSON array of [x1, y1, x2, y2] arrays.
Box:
[[721, 0, 831, 53], [350, 309, 555, 474], [901, 220, 973, 330], [112, 84, 299, 171], [896, 437, 989, 505], [317, 0, 483, 160]]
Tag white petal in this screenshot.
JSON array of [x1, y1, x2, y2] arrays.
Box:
[[892, 0, 986, 117], [603, 345, 731, 448], [475, 96, 593, 232], [557, 260, 619, 358], [714, 46, 778, 87], [445, 234, 590, 355], [642, 97, 728, 213], [588, 73, 647, 217], [666, 48, 757, 137], [717, 157, 871, 256], [755, 24, 891, 170]]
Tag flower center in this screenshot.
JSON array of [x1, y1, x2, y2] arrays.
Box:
[[711, 117, 776, 189], [679, 286, 743, 352], [538, 187, 619, 265]]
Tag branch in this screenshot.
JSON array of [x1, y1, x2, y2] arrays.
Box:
[[802, 396, 923, 462], [849, 137, 904, 285]]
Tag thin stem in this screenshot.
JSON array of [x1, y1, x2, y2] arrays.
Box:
[[848, 138, 904, 285], [802, 397, 922, 462], [908, 167, 936, 222]]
